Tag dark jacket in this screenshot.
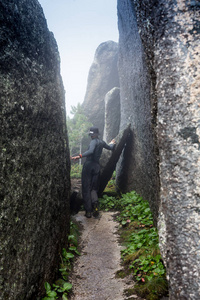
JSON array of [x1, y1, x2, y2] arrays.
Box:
[[82, 138, 114, 163]]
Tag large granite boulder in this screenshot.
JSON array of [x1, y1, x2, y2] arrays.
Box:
[[117, 0, 200, 299], [103, 87, 120, 143], [154, 2, 200, 299], [82, 41, 119, 135], [0, 1, 70, 299], [116, 0, 160, 222]]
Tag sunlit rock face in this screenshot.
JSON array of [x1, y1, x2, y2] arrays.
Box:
[[0, 1, 70, 299], [118, 0, 200, 299], [82, 41, 119, 135], [116, 0, 160, 222], [103, 87, 120, 143]]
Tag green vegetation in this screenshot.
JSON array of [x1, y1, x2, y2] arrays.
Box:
[[99, 190, 168, 300], [103, 171, 117, 194], [41, 221, 80, 300], [67, 103, 92, 160], [41, 176, 167, 299], [70, 164, 82, 178]]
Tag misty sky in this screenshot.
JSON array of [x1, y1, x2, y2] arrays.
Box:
[[38, 0, 119, 116]]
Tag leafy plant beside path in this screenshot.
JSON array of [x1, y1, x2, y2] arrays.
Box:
[[41, 222, 80, 300], [41, 184, 168, 299], [99, 191, 168, 300]]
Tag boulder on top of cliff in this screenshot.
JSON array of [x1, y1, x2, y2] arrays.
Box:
[[0, 1, 70, 299], [82, 41, 119, 135], [99, 123, 131, 195], [103, 87, 120, 143]]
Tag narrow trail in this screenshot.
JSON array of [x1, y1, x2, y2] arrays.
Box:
[[69, 211, 141, 300]]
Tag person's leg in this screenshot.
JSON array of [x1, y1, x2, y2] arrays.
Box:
[[91, 163, 100, 217], [82, 162, 93, 217]]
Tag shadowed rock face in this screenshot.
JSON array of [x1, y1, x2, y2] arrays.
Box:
[[82, 41, 119, 135], [118, 0, 200, 299], [117, 0, 160, 222], [0, 1, 70, 299], [99, 124, 131, 195]]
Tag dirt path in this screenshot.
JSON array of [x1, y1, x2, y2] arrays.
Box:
[[69, 211, 139, 300]]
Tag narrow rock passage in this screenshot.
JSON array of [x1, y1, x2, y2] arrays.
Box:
[[69, 211, 134, 300]]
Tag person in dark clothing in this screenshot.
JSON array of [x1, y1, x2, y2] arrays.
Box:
[[71, 127, 115, 218]]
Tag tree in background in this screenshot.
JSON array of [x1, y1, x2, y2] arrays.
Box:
[[67, 103, 93, 165]]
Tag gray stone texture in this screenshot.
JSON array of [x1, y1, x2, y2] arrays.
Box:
[[118, 0, 200, 299], [99, 124, 131, 195], [103, 87, 120, 143], [82, 41, 119, 135], [0, 1, 70, 299], [117, 0, 160, 222], [154, 1, 200, 299]]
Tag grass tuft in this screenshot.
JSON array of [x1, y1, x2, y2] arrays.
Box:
[[134, 276, 168, 300], [115, 269, 127, 279], [124, 248, 145, 264]]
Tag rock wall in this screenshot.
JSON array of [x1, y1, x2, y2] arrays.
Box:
[[117, 0, 200, 299], [0, 1, 70, 299], [154, 1, 200, 299], [117, 0, 160, 221], [82, 41, 119, 135], [103, 87, 120, 143]]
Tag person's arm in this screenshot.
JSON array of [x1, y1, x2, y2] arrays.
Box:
[[71, 139, 97, 160], [103, 139, 116, 150]]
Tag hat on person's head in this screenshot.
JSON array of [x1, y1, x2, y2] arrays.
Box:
[[88, 127, 99, 136]]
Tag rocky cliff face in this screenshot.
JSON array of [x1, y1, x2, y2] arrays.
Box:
[[117, 0, 200, 299], [103, 87, 120, 143], [82, 41, 119, 135], [117, 0, 160, 221], [154, 1, 200, 298], [0, 1, 70, 299]]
